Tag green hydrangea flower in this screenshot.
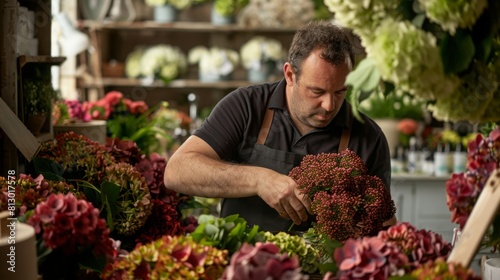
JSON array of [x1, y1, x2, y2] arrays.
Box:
[[263, 231, 320, 274], [428, 60, 498, 122], [366, 18, 459, 100], [104, 162, 153, 236], [323, 0, 401, 41], [418, 0, 488, 35]]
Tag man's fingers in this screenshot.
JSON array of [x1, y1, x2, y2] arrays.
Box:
[[295, 189, 313, 214]]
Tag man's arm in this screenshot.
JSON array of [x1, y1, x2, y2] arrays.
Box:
[[164, 135, 312, 225]]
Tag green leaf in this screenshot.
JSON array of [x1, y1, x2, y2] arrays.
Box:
[[345, 57, 380, 93], [33, 157, 65, 181], [411, 14, 426, 28], [389, 276, 417, 280], [473, 32, 493, 62], [440, 30, 475, 74], [348, 87, 365, 123], [78, 248, 108, 273], [204, 223, 219, 236], [99, 181, 120, 231]]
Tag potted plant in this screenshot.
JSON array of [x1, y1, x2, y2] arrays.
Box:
[[240, 36, 287, 82], [188, 45, 239, 82], [145, 0, 196, 22], [125, 44, 187, 84], [211, 0, 249, 25], [23, 79, 58, 136]]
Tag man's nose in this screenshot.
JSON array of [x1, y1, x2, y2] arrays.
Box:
[[321, 94, 335, 112]]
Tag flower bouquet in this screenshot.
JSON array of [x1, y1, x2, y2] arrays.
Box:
[[288, 149, 396, 242], [188, 46, 239, 82], [240, 36, 287, 82], [125, 44, 187, 84], [325, 0, 500, 123]]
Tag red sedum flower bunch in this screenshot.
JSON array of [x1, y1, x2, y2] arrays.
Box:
[[105, 138, 144, 166], [289, 150, 395, 242], [221, 242, 308, 280], [102, 235, 228, 280], [28, 192, 116, 257], [446, 127, 500, 229]]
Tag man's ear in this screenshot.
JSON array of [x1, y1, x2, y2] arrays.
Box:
[[283, 62, 294, 85]]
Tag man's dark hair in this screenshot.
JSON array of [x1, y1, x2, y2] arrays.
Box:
[[288, 20, 355, 80]]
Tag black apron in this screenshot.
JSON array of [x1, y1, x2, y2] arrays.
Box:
[[220, 104, 353, 231]]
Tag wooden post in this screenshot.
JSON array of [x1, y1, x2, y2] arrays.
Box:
[[447, 169, 500, 267]]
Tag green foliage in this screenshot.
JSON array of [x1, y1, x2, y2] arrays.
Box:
[[213, 0, 248, 16], [23, 79, 58, 117], [263, 231, 320, 274], [354, 89, 425, 120], [190, 214, 265, 255]]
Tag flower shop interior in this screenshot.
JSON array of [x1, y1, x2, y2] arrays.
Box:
[[1, 0, 500, 279]]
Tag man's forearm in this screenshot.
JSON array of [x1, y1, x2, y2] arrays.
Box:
[[164, 151, 266, 198]]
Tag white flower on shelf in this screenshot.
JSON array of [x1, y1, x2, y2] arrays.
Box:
[[240, 36, 286, 71], [188, 46, 239, 82], [125, 44, 187, 84]]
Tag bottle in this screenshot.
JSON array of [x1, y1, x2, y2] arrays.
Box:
[[434, 141, 449, 177], [453, 142, 467, 173], [407, 137, 418, 174], [391, 146, 401, 174]]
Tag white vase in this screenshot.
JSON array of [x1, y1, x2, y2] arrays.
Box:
[[211, 5, 233, 25], [374, 118, 399, 156], [485, 258, 500, 280], [153, 5, 177, 22], [54, 120, 107, 144]]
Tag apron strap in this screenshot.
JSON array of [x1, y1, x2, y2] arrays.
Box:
[[338, 104, 353, 152], [257, 103, 353, 150], [257, 108, 274, 145]]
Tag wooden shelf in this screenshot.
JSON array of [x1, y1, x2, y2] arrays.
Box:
[[81, 77, 273, 90], [81, 20, 297, 33], [18, 55, 66, 68], [36, 132, 53, 143]]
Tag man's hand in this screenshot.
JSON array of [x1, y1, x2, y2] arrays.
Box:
[[256, 172, 312, 225]]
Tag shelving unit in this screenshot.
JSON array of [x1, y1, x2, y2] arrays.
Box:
[[17, 55, 66, 142], [1, 0, 64, 174], [77, 9, 297, 110]]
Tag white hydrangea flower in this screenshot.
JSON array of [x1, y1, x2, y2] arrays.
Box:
[[324, 0, 401, 42], [365, 18, 459, 100], [189, 46, 240, 79], [418, 0, 488, 35], [240, 36, 286, 70], [138, 44, 186, 81], [125, 48, 144, 78]]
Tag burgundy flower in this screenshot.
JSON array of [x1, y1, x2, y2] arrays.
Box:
[[334, 236, 409, 279], [28, 193, 116, 257], [378, 222, 452, 269], [222, 242, 306, 280]]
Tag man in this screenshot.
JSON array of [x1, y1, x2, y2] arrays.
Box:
[[165, 21, 395, 231]]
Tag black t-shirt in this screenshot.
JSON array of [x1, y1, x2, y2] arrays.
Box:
[[194, 79, 391, 188]]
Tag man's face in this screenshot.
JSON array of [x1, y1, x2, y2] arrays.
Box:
[[284, 48, 350, 135]]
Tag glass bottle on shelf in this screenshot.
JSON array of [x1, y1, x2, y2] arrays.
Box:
[[434, 141, 449, 177], [453, 142, 468, 174]]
